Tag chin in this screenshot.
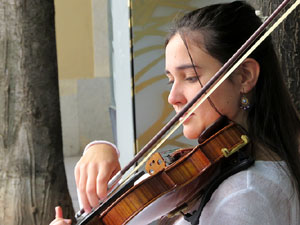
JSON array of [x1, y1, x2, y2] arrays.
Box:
[[183, 128, 201, 140]]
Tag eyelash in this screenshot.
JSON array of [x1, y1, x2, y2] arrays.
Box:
[[185, 76, 199, 83], [167, 80, 174, 85], [167, 76, 199, 85]]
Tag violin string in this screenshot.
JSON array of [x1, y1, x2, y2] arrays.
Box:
[[110, 0, 299, 194]]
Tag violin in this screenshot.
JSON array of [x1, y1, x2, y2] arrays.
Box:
[[75, 0, 299, 224], [76, 118, 252, 225]]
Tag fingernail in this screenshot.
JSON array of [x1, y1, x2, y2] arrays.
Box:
[[64, 219, 72, 224], [86, 208, 91, 213]]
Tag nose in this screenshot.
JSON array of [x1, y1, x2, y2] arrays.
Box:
[[168, 82, 186, 108]]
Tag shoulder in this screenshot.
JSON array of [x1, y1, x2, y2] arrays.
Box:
[[199, 161, 299, 225], [209, 160, 296, 201], [214, 161, 294, 197]]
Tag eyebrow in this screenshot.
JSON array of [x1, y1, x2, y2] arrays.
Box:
[[165, 64, 200, 74]]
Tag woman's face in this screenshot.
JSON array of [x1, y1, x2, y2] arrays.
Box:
[[165, 33, 243, 139]]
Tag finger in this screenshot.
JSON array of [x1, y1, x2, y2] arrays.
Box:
[[50, 218, 72, 225], [112, 163, 121, 177], [106, 166, 122, 192], [49, 218, 59, 225], [55, 206, 63, 218], [96, 162, 114, 199], [74, 162, 81, 188], [86, 163, 100, 207], [78, 167, 91, 213]]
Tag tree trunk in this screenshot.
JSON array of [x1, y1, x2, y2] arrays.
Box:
[[0, 1, 74, 224], [249, 0, 300, 111]]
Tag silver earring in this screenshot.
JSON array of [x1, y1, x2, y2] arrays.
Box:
[[240, 93, 250, 110]]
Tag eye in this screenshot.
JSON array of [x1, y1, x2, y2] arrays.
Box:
[[167, 79, 174, 85], [185, 76, 199, 83], [165, 74, 174, 85]]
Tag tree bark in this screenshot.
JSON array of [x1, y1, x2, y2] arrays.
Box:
[[249, 0, 300, 111], [0, 1, 74, 224]]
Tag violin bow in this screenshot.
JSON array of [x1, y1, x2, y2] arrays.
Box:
[[76, 0, 299, 218]]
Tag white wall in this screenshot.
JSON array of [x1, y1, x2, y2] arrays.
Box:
[[55, 0, 114, 157], [110, 0, 135, 167]]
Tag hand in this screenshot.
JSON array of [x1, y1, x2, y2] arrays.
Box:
[[49, 206, 72, 225], [75, 143, 121, 213]]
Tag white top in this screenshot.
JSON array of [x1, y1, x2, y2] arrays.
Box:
[[172, 161, 299, 225]]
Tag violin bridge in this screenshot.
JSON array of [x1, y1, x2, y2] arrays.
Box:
[[145, 152, 167, 175]]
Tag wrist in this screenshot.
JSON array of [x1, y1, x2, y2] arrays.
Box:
[[83, 140, 120, 158]]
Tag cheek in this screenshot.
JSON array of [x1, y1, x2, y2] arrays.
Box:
[[183, 100, 221, 139], [212, 82, 241, 118], [186, 85, 202, 101]]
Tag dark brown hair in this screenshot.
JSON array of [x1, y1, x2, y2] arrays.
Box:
[[166, 1, 300, 197]]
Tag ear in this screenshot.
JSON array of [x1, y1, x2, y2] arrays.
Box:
[[238, 58, 260, 93]]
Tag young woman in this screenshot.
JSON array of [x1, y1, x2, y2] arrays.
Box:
[[50, 1, 300, 224]]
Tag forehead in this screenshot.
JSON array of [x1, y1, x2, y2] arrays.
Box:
[[165, 34, 187, 61], [165, 33, 213, 67]]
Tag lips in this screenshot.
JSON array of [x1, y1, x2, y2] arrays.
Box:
[[179, 113, 194, 124]]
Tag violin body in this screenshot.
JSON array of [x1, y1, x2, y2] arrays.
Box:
[[76, 120, 250, 225]]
